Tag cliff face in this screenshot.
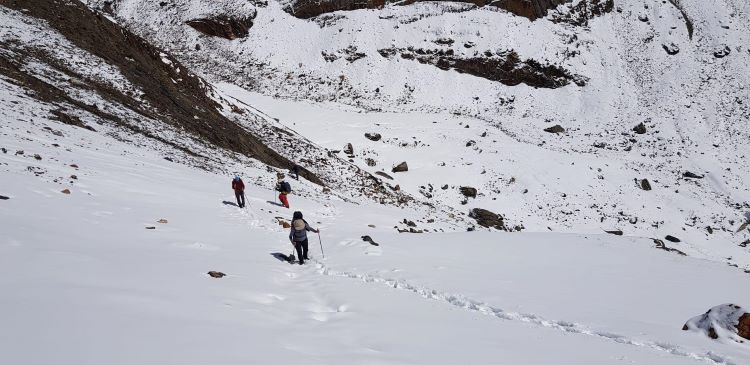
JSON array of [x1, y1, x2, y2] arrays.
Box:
[[287, 0, 570, 20]]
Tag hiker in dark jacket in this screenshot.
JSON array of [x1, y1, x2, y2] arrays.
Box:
[[291, 165, 300, 180], [289, 211, 319, 265], [232, 176, 245, 208]]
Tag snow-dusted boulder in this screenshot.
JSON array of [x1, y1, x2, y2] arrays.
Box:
[[682, 304, 750, 343]]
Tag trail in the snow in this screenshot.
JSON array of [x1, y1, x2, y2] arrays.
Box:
[[312, 261, 735, 365]]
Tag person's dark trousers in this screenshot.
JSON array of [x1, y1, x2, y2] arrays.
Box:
[[294, 239, 309, 264], [234, 190, 245, 208]]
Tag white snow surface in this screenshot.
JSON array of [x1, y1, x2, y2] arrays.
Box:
[[1, 1, 750, 364], [2, 84, 750, 364]]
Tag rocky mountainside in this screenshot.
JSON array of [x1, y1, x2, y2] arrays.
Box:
[[0, 0, 430, 208], [74, 0, 750, 270]]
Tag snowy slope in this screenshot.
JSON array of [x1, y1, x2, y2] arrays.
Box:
[[79, 0, 750, 271], [2, 1, 750, 364], [3, 83, 750, 365]]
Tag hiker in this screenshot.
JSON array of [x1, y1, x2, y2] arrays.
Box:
[[232, 176, 245, 208], [291, 165, 300, 180], [289, 211, 319, 265], [277, 177, 291, 208]]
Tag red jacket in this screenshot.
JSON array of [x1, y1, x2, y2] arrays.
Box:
[[232, 179, 245, 191]]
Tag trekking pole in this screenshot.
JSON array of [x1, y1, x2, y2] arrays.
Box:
[[317, 232, 325, 259]]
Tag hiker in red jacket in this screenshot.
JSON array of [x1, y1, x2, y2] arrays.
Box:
[[232, 176, 246, 208], [277, 178, 291, 208]]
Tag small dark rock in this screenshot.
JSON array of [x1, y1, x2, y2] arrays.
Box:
[[145, 226, 156, 230], [361, 235, 379, 246], [605, 230, 623, 236], [364, 133, 382, 141], [544, 125, 565, 134], [683, 171, 704, 179], [459, 186, 477, 199], [164, 157, 173, 162], [207, 271, 226, 278], [640, 178, 652, 191], [740, 240, 749, 248], [665, 235, 681, 243], [633, 122, 647, 134], [392, 161, 408, 173], [343, 143, 354, 155], [0, 195, 9, 200]]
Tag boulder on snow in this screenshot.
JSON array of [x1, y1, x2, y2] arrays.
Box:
[[639, 178, 652, 191], [0, 195, 9, 200], [278, 219, 291, 229], [683, 171, 704, 179], [469, 208, 506, 231], [361, 235, 379, 246], [665, 235, 681, 243], [605, 229, 623, 236], [61, 189, 71, 194], [544, 125, 565, 134], [157, 218, 168, 224], [633, 122, 647, 134], [343, 143, 354, 155], [682, 304, 750, 343], [662, 42, 680, 55], [392, 162, 408, 173], [186, 16, 254, 40], [460, 186, 477, 199], [207, 271, 226, 278], [713, 45, 731, 58], [364, 133, 382, 141]]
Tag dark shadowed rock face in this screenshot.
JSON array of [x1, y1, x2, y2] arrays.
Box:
[[186, 16, 255, 40], [380, 48, 581, 89], [286, 0, 570, 20]]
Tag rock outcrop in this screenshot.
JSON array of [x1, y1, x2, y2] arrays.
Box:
[[469, 208, 506, 230], [683, 304, 750, 343], [186, 16, 255, 40], [286, 0, 571, 21], [392, 162, 408, 173], [379, 47, 581, 89]]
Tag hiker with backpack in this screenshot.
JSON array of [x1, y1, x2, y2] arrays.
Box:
[[289, 211, 319, 265], [231, 176, 246, 208], [277, 177, 291, 208]]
